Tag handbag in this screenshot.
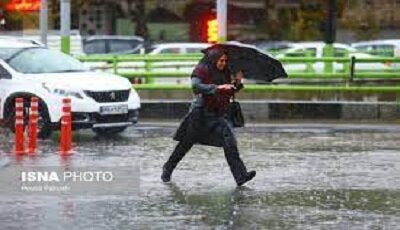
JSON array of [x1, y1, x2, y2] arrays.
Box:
[[227, 95, 245, 127]]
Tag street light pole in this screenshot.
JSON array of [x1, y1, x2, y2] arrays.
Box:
[[40, 0, 48, 46], [60, 0, 71, 54], [217, 0, 227, 43], [323, 0, 336, 73], [326, 0, 336, 44]]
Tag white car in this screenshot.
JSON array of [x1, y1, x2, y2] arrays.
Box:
[[129, 43, 210, 84], [82, 35, 145, 55], [0, 38, 140, 138], [275, 42, 387, 73], [351, 39, 400, 57], [0, 30, 85, 56], [147, 43, 211, 55], [147, 42, 211, 73]]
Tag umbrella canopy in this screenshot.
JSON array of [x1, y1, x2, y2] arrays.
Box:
[[202, 42, 288, 83]]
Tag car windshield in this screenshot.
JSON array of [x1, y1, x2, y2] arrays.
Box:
[[0, 47, 88, 74], [0, 48, 21, 60]]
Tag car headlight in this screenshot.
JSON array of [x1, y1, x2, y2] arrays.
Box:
[[42, 83, 84, 99]]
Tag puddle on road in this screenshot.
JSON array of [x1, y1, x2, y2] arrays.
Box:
[[0, 126, 399, 229]]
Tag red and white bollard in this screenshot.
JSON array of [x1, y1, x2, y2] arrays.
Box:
[[14, 98, 25, 154], [28, 97, 39, 154], [60, 98, 72, 154]]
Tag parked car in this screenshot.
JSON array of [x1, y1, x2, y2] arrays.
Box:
[[147, 42, 211, 55], [275, 42, 387, 73], [82, 35, 145, 55], [147, 41, 260, 55], [352, 40, 400, 69], [351, 39, 400, 57], [0, 37, 140, 138], [0, 30, 85, 56], [253, 40, 295, 54], [141, 43, 210, 84], [0, 36, 44, 47], [0, 31, 145, 56]]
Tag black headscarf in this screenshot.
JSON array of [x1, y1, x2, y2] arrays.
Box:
[[198, 46, 230, 84]]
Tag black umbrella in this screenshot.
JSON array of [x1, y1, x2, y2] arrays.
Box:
[[202, 42, 288, 83]]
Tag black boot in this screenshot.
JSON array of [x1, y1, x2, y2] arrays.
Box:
[[161, 141, 193, 183], [237, 170, 256, 186], [161, 166, 172, 183], [222, 128, 252, 185]]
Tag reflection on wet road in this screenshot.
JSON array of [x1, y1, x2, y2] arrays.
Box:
[[0, 122, 399, 229]]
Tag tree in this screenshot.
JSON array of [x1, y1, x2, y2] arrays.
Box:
[[293, 1, 324, 41], [48, 0, 97, 30], [259, 0, 287, 40], [119, 0, 149, 39], [339, 0, 380, 40]]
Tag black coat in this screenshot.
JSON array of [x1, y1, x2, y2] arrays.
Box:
[[173, 48, 240, 147], [173, 107, 233, 147]]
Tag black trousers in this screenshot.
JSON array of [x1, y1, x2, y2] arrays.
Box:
[[163, 125, 248, 183]]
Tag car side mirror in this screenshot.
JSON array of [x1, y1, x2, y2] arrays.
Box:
[[0, 65, 12, 79]]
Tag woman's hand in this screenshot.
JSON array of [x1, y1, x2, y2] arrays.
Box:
[[231, 70, 244, 91], [217, 84, 234, 94]]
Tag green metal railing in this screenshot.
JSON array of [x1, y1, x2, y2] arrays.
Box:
[[132, 83, 400, 92], [78, 54, 400, 84]]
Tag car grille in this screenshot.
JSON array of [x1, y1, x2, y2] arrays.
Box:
[[85, 90, 130, 103]]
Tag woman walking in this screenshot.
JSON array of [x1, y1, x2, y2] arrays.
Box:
[[161, 47, 256, 186]]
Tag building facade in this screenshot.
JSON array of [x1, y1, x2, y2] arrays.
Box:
[[1, 0, 400, 42]]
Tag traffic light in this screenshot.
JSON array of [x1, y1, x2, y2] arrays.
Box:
[[195, 11, 217, 43], [207, 18, 218, 43], [5, 0, 41, 12]]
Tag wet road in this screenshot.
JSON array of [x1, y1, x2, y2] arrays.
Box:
[[0, 122, 400, 229]]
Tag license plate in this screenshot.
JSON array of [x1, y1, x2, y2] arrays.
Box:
[[100, 104, 128, 115]]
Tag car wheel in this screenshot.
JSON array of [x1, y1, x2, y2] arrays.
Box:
[[36, 103, 53, 139], [5, 97, 53, 139], [92, 126, 128, 136]]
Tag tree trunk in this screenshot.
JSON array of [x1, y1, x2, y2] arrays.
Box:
[[123, 0, 149, 39]]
